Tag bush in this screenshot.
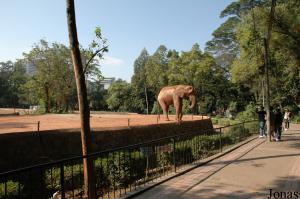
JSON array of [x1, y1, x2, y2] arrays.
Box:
[[107, 151, 146, 188], [189, 134, 221, 160], [211, 117, 218, 125], [0, 181, 24, 199], [171, 145, 194, 166], [236, 102, 257, 122], [218, 118, 231, 126], [226, 125, 245, 142], [227, 101, 238, 119], [292, 115, 300, 123], [151, 102, 160, 114]]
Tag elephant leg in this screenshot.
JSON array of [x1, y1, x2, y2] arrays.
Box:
[[174, 97, 183, 123], [177, 106, 183, 124], [158, 99, 169, 121], [179, 112, 183, 121], [166, 105, 170, 120]]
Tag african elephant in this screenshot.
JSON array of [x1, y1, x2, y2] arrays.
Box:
[[158, 85, 196, 122]]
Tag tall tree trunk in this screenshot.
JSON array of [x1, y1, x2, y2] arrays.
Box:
[[66, 0, 95, 198], [264, 0, 276, 142], [144, 84, 149, 114], [44, 84, 50, 113]]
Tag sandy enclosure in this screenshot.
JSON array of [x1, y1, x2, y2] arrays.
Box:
[[0, 109, 206, 134]]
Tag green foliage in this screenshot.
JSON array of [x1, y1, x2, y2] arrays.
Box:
[[145, 45, 168, 94], [133, 43, 233, 115], [131, 49, 150, 113], [227, 0, 300, 109], [107, 79, 130, 111], [107, 79, 144, 112], [0, 180, 24, 199], [291, 115, 300, 123], [0, 61, 28, 108], [22, 40, 76, 112], [0, 26, 108, 112], [205, 17, 240, 68], [151, 101, 161, 114], [218, 118, 231, 126], [108, 152, 132, 188], [227, 101, 238, 119], [157, 152, 172, 169], [236, 102, 257, 122], [87, 81, 108, 111]]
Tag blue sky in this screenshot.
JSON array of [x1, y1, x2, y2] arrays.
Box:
[[0, 0, 233, 82]]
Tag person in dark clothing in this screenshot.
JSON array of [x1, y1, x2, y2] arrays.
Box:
[[257, 106, 267, 138], [274, 107, 283, 141]]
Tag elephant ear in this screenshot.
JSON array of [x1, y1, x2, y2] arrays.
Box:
[[174, 87, 186, 98], [186, 86, 194, 94]]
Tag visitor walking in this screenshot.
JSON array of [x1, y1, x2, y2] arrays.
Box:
[[274, 107, 283, 141], [257, 106, 266, 138], [283, 108, 291, 130]]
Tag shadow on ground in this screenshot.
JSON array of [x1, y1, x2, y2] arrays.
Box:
[[0, 122, 35, 129], [145, 176, 300, 199], [135, 130, 300, 199]]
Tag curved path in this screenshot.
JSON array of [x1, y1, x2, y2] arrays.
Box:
[[135, 124, 300, 199]]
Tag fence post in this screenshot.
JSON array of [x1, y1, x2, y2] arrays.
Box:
[[128, 118, 130, 127], [60, 163, 65, 199], [37, 121, 40, 132], [172, 138, 176, 173], [219, 128, 222, 153]]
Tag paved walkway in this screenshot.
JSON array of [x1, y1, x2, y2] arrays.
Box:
[[135, 124, 300, 199]]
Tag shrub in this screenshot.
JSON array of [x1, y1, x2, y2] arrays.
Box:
[[227, 101, 238, 119], [292, 115, 300, 123], [211, 117, 219, 125], [107, 151, 146, 188], [236, 102, 257, 122]]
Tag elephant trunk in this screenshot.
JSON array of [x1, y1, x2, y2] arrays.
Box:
[[189, 95, 196, 109]]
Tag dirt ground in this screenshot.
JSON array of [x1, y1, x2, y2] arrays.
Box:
[[0, 108, 207, 134]]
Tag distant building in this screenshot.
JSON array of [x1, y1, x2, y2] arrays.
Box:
[[25, 62, 36, 75], [100, 77, 115, 90]]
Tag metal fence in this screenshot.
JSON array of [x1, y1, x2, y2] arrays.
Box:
[[0, 121, 258, 199]]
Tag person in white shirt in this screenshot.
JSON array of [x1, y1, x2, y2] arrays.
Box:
[[283, 108, 291, 130]]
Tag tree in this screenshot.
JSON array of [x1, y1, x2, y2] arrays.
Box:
[[228, 0, 300, 111], [205, 17, 240, 68], [82, 27, 108, 76], [145, 45, 169, 93], [131, 48, 150, 113], [167, 49, 184, 85], [107, 79, 144, 112], [23, 40, 53, 112], [87, 80, 108, 110], [144, 45, 169, 111], [0, 61, 15, 107], [66, 0, 95, 198], [0, 61, 28, 108], [9, 60, 28, 108], [23, 40, 76, 112]]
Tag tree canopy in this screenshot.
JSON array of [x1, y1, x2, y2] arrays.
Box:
[[1, 0, 299, 115]]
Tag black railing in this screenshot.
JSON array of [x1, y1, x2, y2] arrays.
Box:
[[0, 121, 258, 199]]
